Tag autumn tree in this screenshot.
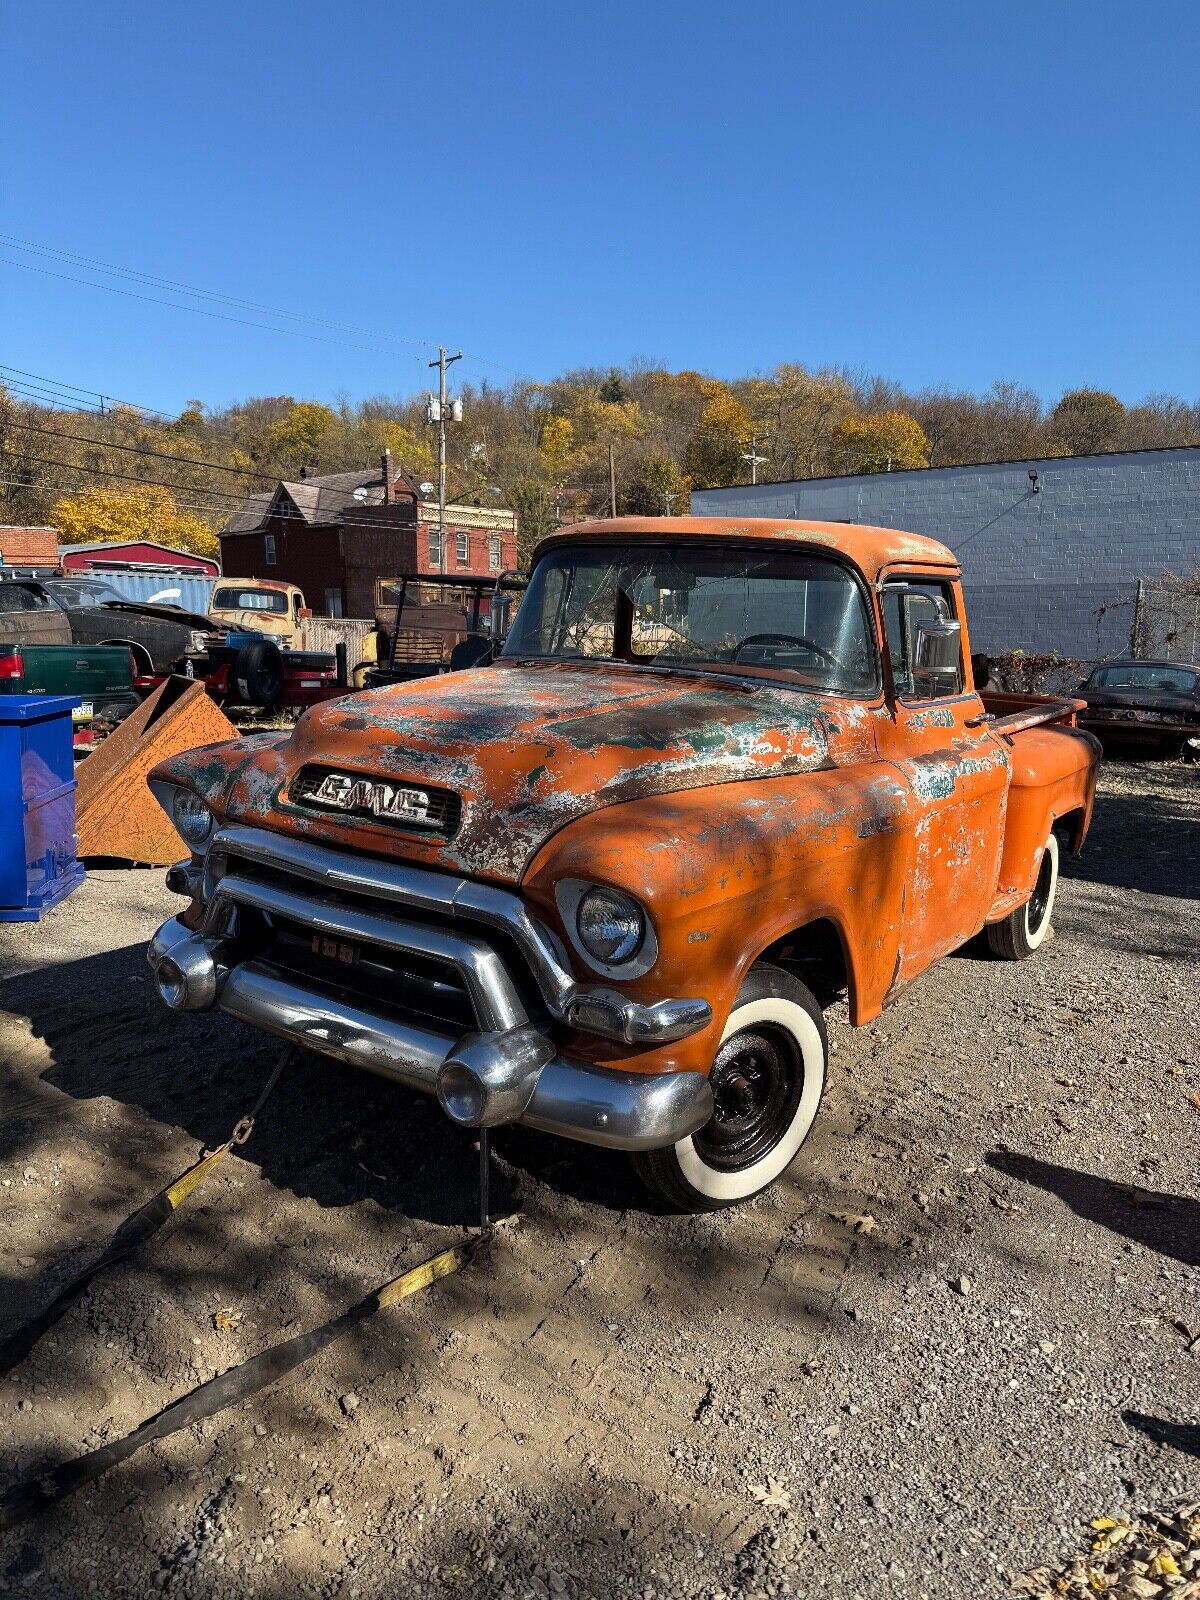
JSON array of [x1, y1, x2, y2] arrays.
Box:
[[684, 391, 753, 488], [624, 451, 690, 516], [830, 411, 929, 475], [1050, 389, 1126, 456], [50, 485, 219, 559], [265, 401, 339, 472]]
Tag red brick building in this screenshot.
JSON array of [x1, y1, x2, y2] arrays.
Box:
[[0, 525, 59, 574], [219, 453, 518, 618]]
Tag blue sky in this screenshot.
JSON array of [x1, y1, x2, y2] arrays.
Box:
[[2, 0, 1197, 415]]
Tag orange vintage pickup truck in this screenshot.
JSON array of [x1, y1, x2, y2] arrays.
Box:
[[146, 518, 1100, 1210]]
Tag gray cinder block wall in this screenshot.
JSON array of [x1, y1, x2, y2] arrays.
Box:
[[692, 447, 1200, 659]]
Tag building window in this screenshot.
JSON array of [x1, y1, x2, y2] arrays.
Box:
[[264, 533, 277, 566], [324, 587, 344, 618], [428, 530, 442, 568], [456, 531, 470, 565], [489, 535, 501, 571]]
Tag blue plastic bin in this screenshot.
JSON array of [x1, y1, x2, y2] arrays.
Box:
[[0, 695, 85, 922]]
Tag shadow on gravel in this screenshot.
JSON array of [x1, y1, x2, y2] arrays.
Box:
[[1061, 767, 1200, 900], [987, 1151, 1200, 1268], [1122, 1411, 1200, 1461]]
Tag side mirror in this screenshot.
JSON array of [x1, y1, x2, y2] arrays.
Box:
[[914, 617, 962, 681], [487, 593, 513, 643]]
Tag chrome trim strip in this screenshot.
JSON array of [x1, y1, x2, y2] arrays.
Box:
[[202, 825, 712, 1046], [206, 824, 575, 1012], [207, 871, 527, 1033]]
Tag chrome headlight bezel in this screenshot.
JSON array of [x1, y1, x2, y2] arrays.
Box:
[[553, 878, 658, 979]]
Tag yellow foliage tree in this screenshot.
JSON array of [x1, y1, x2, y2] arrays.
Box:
[[830, 411, 929, 475], [50, 485, 219, 560], [539, 415, 575, 474], [266, 401, 338, 470]]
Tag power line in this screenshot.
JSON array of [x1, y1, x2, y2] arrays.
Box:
[[0, 233, 520, 380], [0, 234, 443, 353], [6, 420, 276, 483], [0, 361, 176, 419], [1, 452, 480, 535], [0, 255, 432, 364]]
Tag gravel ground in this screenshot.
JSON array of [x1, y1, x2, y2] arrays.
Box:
[[0, 758, 1196, 1599]]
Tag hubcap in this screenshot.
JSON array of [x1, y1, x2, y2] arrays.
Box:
[[694, 1025, 803, 1173]]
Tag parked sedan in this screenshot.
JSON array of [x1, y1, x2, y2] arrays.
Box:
[[25, 577, 226, 675], [0, 579, 72, 646], [1077, 657, 1200, 756]]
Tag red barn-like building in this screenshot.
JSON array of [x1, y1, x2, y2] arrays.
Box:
[[220, 452, 518, 618], [60, 541, 219, 575]]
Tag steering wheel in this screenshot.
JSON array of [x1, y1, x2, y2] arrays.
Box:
[[730, 631, 842, 669]]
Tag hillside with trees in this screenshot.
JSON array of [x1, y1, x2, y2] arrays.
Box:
[[2, 364, 1198, 565]]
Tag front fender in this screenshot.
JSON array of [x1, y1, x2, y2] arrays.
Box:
[[522, 763, 913, 1072]]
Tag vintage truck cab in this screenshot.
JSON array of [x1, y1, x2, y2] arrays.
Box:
[[147, 519, 1100, 1210]]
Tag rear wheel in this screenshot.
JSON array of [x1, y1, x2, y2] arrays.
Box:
[[986, 830, 1059, 960], [631, 963, 827, 1212]]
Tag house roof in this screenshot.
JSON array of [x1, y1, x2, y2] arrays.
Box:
[[221, 467, 420, 537]]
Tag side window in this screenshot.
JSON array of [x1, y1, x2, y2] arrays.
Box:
[[0, 586, 52, 612], [881, 578, 963, 700], [264, 533, 277, 566]]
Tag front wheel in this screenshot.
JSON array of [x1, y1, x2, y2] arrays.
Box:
[[631, 963, 827, 1212], [986, 830, 1059, 960]]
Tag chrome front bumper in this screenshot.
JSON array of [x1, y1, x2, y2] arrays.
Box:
[[146, 825, 714, 1152]]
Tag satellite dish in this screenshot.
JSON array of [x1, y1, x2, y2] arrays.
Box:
[[353, 487, 368, 502], [419, 481, 435, 496]]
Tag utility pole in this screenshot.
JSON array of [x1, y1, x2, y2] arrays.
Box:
[[427, 346, 463, 573], [608, 443, 617, 518], [740, 432, 768, 485]]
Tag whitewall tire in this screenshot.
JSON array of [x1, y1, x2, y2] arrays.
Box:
[[631, 963, 828, 1212], [986, 830, 1060, 960]]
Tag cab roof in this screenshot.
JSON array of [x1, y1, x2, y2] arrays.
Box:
[[536, 516, 958, 581]]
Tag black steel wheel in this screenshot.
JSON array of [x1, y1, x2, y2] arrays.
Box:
[[631, 962, 827, 1212]]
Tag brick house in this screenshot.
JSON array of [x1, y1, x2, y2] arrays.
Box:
[[220, 453, 518, 618]]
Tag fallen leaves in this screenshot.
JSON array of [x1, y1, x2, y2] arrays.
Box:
[[1188, 1092, 1200, 1113], [749, 1477, 792, 1511], [1012, 1498, 1199, 1597], [213, 1308, 242, 1332]]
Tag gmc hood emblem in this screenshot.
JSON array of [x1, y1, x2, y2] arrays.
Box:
[[296, 770, 435, 827]]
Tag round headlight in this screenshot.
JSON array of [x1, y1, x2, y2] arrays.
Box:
[[172, 789, 214, 848], [576, 886, 645, 966]]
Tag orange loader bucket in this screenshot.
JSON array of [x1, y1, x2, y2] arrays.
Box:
[[75, 677, 238, 865]]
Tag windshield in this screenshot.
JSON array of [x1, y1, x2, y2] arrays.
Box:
[[503, 542, 879, 695], [43, 578, 123, 608], [1088, 662, 1199, 693], [212, 587, 288, 613]]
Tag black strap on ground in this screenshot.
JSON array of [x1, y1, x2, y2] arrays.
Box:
[[0, 1048, 292, 1380], [0, 1232, 486, 1531]]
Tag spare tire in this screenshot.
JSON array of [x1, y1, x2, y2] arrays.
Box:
[[235, 638, 283, 708]]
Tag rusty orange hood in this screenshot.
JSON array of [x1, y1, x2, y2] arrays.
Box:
[[157, 663, 848, 883]]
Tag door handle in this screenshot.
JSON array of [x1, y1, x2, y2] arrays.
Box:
[[965, 712, 995, 728]]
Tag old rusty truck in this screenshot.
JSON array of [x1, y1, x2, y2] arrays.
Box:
[[146, 518, 1100, 1210]]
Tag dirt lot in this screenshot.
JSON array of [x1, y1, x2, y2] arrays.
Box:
[[0, 760, 1197, 1599]]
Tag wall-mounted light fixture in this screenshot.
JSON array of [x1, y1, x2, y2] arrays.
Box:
[[1028, 470, 1041, 494]]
